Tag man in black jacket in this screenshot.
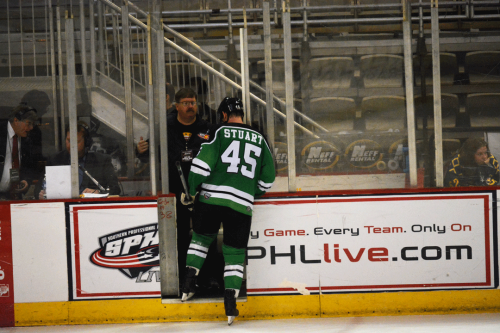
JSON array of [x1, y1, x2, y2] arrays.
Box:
[[0, 105, 39, 199], [137, 87, 212, 283], [38, 121, 120, 198]]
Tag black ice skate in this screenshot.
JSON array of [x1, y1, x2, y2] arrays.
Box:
[[224, 289, 239, 325], [181, 267, 198, 301]]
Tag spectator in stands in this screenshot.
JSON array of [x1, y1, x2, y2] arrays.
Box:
[[190, 77, 217, 124], [444, 137, 500, 187], [38, 121, 120, 199], [0, 105, 39, 200]]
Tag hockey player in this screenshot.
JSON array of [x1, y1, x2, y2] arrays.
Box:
[[180, 97, 276, 325]]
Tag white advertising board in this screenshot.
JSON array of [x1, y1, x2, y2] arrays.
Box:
[[247, 192, 497, 295], [68, 201, 161, 300], [11, 202, 68, 303]]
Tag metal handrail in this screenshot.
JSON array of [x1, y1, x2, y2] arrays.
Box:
[[111, 1, 500, 26], [96, 0, 318, 137], [103, 1, 497, 29], [92, 0, 500, 140], [159, 31, 319, 138], [125, 0, 324, 137], [95, 0, 149, 93], [96, 0, 500, 31]]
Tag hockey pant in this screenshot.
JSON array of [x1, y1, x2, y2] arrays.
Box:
[[185, 201, 251, 292]]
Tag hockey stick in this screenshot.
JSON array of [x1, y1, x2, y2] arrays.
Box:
[[176, 161, 192, 201], [79, 164, 107, 193]]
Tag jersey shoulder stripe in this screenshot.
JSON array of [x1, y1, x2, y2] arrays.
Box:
[[191, 158, 211, 177]]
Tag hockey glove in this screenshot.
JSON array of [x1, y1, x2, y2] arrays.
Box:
[[180, 192, 197, 211]]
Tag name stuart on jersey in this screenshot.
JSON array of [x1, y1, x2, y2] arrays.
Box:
[[223, 128, 264, 145]]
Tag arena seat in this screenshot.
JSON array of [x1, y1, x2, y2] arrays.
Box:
[[309, 57, 354, 90], [361, 95, 406, 131], [310, 97, 356, 132], [360, 54, 404, 88], [465, 51, 500, 84], [413, 53, 457, 86], [415, 93, 459, 129], [466, 93, 500, 127], [256, 59, 301, 96], [442, 139, 461, 159]]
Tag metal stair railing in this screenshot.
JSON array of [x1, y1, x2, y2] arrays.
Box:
[[124, 0, 324, 138], [93, 0, 150, 101]]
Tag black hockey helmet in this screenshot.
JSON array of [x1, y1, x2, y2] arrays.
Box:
[[217, 97, 244, 123]]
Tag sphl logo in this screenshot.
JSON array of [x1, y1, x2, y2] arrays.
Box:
[[90, 223, 159, 279]]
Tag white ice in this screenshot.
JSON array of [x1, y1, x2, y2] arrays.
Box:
[[2, 313, 500, 333]]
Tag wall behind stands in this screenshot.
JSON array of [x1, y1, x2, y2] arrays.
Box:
[[1, 190, 499, 327]]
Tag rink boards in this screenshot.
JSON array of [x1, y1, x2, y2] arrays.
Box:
[[0, 188, 499, 326], [247, 192, 496, 295]]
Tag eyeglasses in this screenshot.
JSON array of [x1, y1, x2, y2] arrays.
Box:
[[179, 101, 197, 107]]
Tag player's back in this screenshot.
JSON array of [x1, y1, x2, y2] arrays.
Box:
[[189, 123, 275, 216]]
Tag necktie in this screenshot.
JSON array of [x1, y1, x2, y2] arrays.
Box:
[[12, 134, 19, 169], [10, 135, 20, 199]]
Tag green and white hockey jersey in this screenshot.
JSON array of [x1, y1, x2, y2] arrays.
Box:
[[188, 123, 276, 216]]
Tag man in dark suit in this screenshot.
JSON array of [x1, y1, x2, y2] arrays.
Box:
[[38, 121, 120, 199], [0, 105, 39, 199]]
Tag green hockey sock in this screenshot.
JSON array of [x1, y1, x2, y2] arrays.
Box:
[[186, 232, 217, 270], [222, 243, 245, 291]]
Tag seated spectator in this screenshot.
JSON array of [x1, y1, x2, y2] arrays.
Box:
[[444, 137, 500, 187], [0, 105, 40, 200], [38, 121, 120, 199]]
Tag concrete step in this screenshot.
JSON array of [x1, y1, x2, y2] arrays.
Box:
[[92, 75, 149, 143]]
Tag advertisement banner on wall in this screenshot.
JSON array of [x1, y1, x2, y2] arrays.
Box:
[[0, 203, 14, 327], [67, 201, 161, 300], [247, 192, 497, 295]]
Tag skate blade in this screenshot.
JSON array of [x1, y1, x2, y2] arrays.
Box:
[[181, 292, 195, 302], [227, 316, 236, 325]]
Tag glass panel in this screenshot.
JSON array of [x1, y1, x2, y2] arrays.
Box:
[[2, 0, 500, 200], [0, 1, 58, 200], [412, 1, 500, 188], [289, 0, 408, 191], [441, 19, 500, 187]]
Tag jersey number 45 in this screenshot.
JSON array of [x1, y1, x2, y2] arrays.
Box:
[[221, 140, 262, 179]]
